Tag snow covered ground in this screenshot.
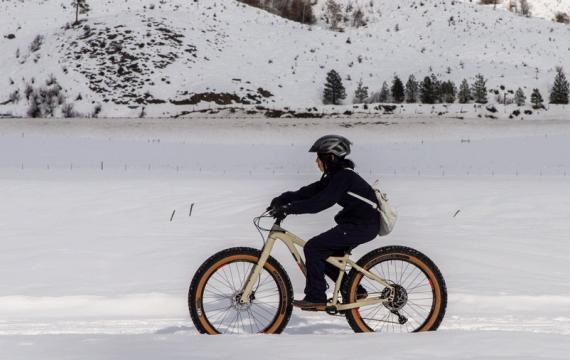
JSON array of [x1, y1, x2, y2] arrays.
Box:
[[0, 117, 569, 358]]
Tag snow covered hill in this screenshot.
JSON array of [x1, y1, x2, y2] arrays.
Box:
[[466, 0, 570, 21], [0, 0, 568, 117], [312, 0, 570, 27]]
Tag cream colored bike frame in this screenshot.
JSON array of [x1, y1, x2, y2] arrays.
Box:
[[239, 223, 395, 312]]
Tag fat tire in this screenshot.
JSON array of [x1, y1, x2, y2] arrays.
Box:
[[345, 245, 447, 333], [189, 247, 293, 334]]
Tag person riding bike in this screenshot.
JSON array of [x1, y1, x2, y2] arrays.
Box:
[[268, 135, 380, 310]]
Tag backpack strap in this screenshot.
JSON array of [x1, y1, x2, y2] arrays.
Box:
[[347, 191, 379, 210]]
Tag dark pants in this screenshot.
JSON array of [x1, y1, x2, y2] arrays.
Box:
[[303, 223, 379, 303]]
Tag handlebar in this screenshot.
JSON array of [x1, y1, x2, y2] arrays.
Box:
[[253, 210, 286, 232]]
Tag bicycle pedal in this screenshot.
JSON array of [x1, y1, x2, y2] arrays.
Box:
[[325, 306, 338, 315]]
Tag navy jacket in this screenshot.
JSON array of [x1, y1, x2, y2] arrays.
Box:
[[274, 168, 380, 226]]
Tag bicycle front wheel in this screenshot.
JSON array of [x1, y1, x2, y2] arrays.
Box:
[[345, 246, 447, 333], [189, 247, 293, 334]]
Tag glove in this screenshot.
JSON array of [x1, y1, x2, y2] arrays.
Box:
[[268, 197, 283, 209], [268, 204, 289, 220]]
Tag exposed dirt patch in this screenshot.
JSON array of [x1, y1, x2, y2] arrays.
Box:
[[60, 15, 197, 105]]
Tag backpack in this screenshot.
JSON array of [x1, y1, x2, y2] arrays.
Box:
[[347, 180, 398, 236]]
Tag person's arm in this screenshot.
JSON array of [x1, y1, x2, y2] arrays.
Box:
[[271, 179, 322, 207], [287, 171, 351, 214]]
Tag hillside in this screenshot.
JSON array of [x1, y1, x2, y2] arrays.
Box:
[[0, 0, 568, 117]]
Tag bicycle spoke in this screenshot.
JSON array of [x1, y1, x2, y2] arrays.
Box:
[[199, 258, 282, 334], [352, 255, 437, 333]]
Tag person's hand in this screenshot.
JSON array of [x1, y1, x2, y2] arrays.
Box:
[[266, 197, 283, 212], [268, 197, 282, 209], [268, 204, 289, 220]]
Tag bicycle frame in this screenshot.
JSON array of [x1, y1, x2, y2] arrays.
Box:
[[239, 222, 395, 312]]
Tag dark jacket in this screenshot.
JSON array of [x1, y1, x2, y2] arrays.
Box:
[[274, 168, 380, 226]]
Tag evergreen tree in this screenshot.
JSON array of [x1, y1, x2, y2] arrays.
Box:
[[72, 0, 90, 24], [458, 79, 471, 103], [405, 75, 418, 103], [353, 78, 369, 104], [472, 74, 488, 104], [549, 66, 569, 104], [391, 76, 405, 103], [323, 69, 346, 105], [378, 81, 390, 103], [419, 76, 435, 104], [514, 87, 526, 106], [440, 80, 457, 103], [531, 88, 544, 109], [430, 73, 442, 103]]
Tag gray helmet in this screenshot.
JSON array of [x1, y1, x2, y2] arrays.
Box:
[[309, 135, 352, 157]]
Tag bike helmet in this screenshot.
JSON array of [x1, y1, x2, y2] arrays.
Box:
[[309, 135, 352, 157]]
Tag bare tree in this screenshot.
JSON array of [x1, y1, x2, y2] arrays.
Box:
[[519, 0, 531, 17], [325, 0, 343, 31], [72, 0, 90, 24]]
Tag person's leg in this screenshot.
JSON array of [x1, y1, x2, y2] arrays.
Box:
[[318, 224, 380, 301], [301, 223, 380, 304], [303, 227, 347, 303]]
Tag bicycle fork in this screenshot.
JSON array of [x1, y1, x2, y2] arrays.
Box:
[[238, 233, 280, 305]]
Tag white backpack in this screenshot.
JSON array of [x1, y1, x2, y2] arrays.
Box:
[[347, 180, 398, 236]]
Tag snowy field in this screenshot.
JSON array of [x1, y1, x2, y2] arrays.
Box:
[[0, 117, 570, 359]]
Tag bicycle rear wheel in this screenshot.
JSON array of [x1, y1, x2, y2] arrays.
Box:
[[345, 246, 447, 333], [189, 247, 293, 334]]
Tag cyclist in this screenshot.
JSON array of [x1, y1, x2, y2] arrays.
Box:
[[268, 135, 380, 310]]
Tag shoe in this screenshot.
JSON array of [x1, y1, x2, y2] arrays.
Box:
[[292, 297, 327, 311], [356, 286, 368, 300]]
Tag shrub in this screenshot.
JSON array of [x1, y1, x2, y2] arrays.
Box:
[[29, 35, 44, 52], [46, 74, 58, 86], [27, 94, 42, 118], [554, 12, 570, 24], [9, 90, 21, 103], [62, 103, 76, 118], [24, 84, 34, 100], [92, 104, 102, 118]]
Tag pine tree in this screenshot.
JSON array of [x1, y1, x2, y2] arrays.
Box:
[[458, 79, 471, 104], [353, 79, 369, 104], [72, 0, 90, 24], [419, 76, 435, 104], [378, 81, 390, 103], [405, 75, 418, 103], [549, 66, 569, 104], [390, 76, 405, 103], [514, 88, 526, 106], [441, 80, 457, 103], [472, 74, 488, 104], [323, 69, 346, 105], [430, 73, 442, 103], [531, 88, 544, 109]]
